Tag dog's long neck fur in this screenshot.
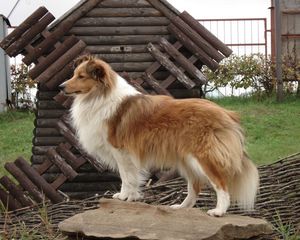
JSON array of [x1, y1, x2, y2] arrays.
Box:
[[71, 75, 139, 129]]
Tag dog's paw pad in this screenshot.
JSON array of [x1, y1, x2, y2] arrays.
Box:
[[170, 204, 182, 210], [207, 208, 225, 217]]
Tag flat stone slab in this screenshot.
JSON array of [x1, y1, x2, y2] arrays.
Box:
[[59, 198, 272, 240]]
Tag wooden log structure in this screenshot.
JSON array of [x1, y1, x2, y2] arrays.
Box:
[[0, 7, 48, 50], [0, 0, 232, 209]]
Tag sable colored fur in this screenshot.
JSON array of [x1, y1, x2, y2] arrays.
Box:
[[59, 55, 259, 216]]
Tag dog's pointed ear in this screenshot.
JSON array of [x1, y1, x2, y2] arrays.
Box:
[[86, 60, 105, 81], [74, 54, 93, 68]]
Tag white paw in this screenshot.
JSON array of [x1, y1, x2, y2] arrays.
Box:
[[170, 204, 183, 210], [207, 208, 225, 217], [112, 191, 141, 202]]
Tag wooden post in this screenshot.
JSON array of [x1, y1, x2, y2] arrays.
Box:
[[275, 0, 283, 102]]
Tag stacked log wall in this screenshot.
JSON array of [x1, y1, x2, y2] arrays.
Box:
[[30, 0, 177, 199]]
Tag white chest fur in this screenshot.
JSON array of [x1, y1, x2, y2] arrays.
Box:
[[70, 76, 139, 171]]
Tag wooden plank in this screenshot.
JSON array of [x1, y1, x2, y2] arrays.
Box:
[[69, 26, 168, 36], [180, 11, 232, 57], [47, 148, 78, 180], [86, 44, 159, 54], [147, 43, 195, 89], [99, 0, 151, 8], [86, 8, 162, 17], [74, 17, 170, 26], [29, 36, 79, 79], [6, 12, 55, 57], [158, 38, 206, 85], [5, 162, 44, 202], [148, 0, 177, 19], [110, 62, 153, 72], [15, 157, 63, 203], [34, 128, 61, 137], [0, 186, 22, 211], [161, 55, 199, 89], [0, 7, 48, 50], [168, 24, 219, 71], [56, 120, 105, 173], [171, 16, 225, 63], [32, 146, 55, 155], [35, 119, 61, 128], [56, 143, 86, 169], [0, 176, 32, 207], [31, 155, 49, 164], [36, 91, 59, 100], [37, 100, 65, 110], [36, 40, 86, 85], [78, 35, 171, 45], [23, 0, 100, 65], [33, 137, 65, 146], [34, 159, 53, 174], [51, 174, 68, 190], [45, 61, 74, 90], [94, 53, 153, 63], [36, 110, 65, 119], [142, 74, 171, 96], [145, 41, 182, 75]]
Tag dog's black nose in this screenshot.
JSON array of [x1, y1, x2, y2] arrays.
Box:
[[58, 84, 65, 91]]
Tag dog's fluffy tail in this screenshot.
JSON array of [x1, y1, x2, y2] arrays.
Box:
[[229, 152, 259, 210], [210, 110, 259, 210]]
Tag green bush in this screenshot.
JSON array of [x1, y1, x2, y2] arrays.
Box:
[[202, 54, 300, 98]]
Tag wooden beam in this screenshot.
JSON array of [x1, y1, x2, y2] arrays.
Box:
[[99, 0, 151, 8], [180, 11, 232, 57], [29, 36, 79, 79], [47, 148, 78, 180], [15, 157, 64, 203], [171, 16, 224, 63], [74, 17, 170, 27], [147, 43, 195, 89], [77, 35, 171, 45], [69, 26, 169, 36], [23, 0, 99, 65], [86, 8, 163, 17], [158, 38, 206, 85], [0, 7, 48, 50], [5, 162, 44, 203], [168, 24, 219, 71], [6, 12, 55, 57], [0, 176, 32, 207], [148, 0, 177, 19], [142, 73, 171, 96], [36, 40, 86, 85]]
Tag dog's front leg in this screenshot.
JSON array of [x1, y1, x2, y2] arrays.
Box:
[[111, 151, 141, 202]]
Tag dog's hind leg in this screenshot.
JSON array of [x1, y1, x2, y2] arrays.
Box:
[[111, 151, 141, 202], [170, 178, 202, 209]]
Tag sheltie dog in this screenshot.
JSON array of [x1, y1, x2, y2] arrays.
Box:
[[59, 55, 259, 217]]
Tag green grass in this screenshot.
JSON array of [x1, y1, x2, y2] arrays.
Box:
[[212, 96, 300, 165], [0, 110, 34, 175]]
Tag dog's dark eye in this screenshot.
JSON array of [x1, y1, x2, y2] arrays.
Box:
[[78, 75, 85, 79]]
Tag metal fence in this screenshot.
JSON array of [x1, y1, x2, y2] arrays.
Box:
[[199, 18, 268, 57], [198, 18, 269, 97]]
